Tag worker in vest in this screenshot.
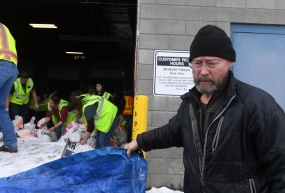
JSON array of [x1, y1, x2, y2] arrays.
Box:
[[40, 95, 76, 140], [68, 95, 121, 149], [46, 87, 58, 108], [85, 85, 95, 97], [0, 23, 19, 153], [122, 90, 133, 142], [7, 70, 39, 123], [95, 81, 114, 103]]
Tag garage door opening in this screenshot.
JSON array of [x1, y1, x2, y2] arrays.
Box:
[[1, 0, 138, 100]]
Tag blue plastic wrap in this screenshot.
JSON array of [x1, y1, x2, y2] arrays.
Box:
[[0, 147, 148, 193]]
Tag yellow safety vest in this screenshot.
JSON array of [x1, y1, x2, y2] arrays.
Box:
[[102, 91, 112, 101], [82, 95, 117, 133], [46, 92, 56, 108], [10, 78, 34, 105], [122, 95, 133, 115], [47, 99, 76, 126], [0, 23, 17, 65], [38, 98, 48, 112], [86, 93, 95, 97]]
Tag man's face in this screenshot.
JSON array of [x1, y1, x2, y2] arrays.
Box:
[[20, 78, 28, 84], [191, 56, 234, 94], [96, 84, 102, 92]]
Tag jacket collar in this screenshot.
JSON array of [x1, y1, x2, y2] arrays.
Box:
[[181, 70, 236, 108]]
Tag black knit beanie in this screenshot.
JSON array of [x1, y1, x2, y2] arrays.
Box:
[[96, 81, 105, 88], [189, 25, 236, 62]]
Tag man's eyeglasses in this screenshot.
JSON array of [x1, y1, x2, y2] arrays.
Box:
[[188, 60, 222, 69]]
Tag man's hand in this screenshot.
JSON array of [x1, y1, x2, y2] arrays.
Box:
[[80, 137, 88, 145], [48, 127, 55, 132], [125, 140, 139, 158], [35, 103, 39, 110]]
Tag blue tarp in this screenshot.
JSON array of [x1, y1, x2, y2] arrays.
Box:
[[0, 147, 148, 193]]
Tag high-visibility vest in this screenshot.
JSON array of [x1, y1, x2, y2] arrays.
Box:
[[102, 91, 112, 101], [64, 112, 77, 126], [82, 95, 117, 133], [38, 99, 48, 112], [10, 78, 34, 105], [46, 93, 54, 108], [0, 23, 17, 65], [47, 99, 76, 126], [122, 95, 133, 115], [82, 93, 95, 98]]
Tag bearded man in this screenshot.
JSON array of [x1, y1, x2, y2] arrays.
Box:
[[125, 25, 285, 193]]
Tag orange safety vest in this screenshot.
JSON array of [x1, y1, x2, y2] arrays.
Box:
[[122, 95, 133, 115], [0, 23, 17, 65]]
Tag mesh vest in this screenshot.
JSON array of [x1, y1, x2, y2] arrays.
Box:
[[10, 78, 34, 105], [102, 91, 112, 101], [82, 95, 117, 133], [122, 96, 133, 115], [38, 99, 48, 112], [0, 23, 17, 65], [47, 99, 77, 126]]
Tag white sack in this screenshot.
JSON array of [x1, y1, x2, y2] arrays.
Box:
[[73, 143, 94, 154]]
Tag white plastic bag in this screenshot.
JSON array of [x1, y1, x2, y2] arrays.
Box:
[[78, 123, 87, 138], [116, 126, 127, 146], [73, 143, 94, 154], [37, 118, 48, 130], [87, 136, 96, 149], [12, 115, 23, 130], [59, 121, 82, 152], [16, 129, 31, 138], [23, 122, 36, 136], [36, 129, 52, 142], [109, 126, 127, 147], [78, 124, 96, 148], [58, 129, 69, 143]]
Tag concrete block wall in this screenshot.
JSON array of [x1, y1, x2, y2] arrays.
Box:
[[137, 0, 285, 190]]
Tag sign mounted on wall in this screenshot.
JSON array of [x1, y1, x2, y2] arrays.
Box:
[[153, 50, 194, 96]]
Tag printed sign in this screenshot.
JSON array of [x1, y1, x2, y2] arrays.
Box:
[[153, 50, 194, 96]]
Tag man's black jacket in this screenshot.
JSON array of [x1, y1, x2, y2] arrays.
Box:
[[137, 71, 285, 193]]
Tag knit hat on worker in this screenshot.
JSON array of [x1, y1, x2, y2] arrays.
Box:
[[96, 81, 105, 88], [189, 25, 236, 62]]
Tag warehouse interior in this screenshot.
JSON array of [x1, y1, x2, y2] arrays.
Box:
[[1, 0, 138, 99]]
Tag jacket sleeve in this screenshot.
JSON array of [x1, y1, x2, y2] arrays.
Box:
[[252, 107, 285, 192], [136, 114, 183, 151]]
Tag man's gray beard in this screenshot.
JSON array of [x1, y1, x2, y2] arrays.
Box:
[[194, 71, 229, 94], [195, 84, 218, 94]]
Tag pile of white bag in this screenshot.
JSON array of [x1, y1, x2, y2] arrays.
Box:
[[13, 116, 37, 140], [11, 116, 95, 155], [58, 121, 94, 154], [36, 118, 57, 142]]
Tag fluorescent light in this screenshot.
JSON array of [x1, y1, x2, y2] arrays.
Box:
[[66, 52, 84, 54], [29, 24, 57, 28], [30, 24, 55, 26], [33, 26, 57, 28]]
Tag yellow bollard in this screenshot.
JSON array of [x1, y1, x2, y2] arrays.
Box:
[[132, 95, 148, 157]]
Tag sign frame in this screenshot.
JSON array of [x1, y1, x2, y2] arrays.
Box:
[[153, 50, 194, 96]]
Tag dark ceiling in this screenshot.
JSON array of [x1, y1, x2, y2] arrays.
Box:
[[0, 0, 137, 70]]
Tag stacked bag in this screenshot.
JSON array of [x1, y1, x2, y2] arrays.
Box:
[[58, 121, 94, 154]]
